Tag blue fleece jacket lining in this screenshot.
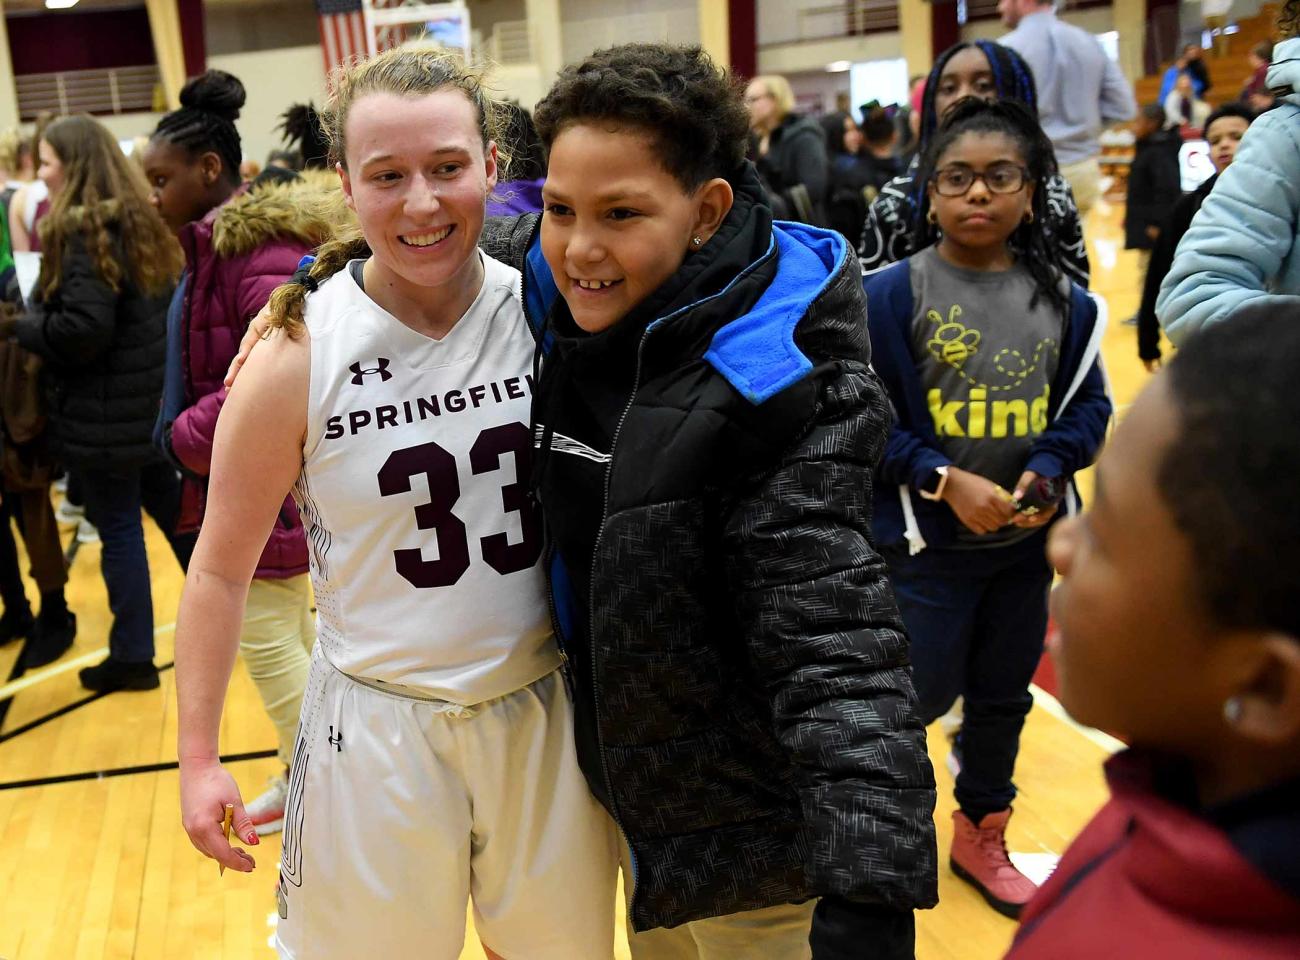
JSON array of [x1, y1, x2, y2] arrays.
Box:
[[525, 238, 560, 346], [524, 219, 844, 405], [704, 222, 844, 404]]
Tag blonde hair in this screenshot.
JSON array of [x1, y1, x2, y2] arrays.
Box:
[[753, 74, 795, 117], [0, 128, 22, 176], [266, 43, 506, 338]]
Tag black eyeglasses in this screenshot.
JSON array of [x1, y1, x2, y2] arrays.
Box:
[[931, 162, 1032, 197]]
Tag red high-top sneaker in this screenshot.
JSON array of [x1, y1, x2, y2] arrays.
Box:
[[950, 808, 1039, 919]]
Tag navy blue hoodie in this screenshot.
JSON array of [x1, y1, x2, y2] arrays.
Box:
[[863, 257, 1112, 553]]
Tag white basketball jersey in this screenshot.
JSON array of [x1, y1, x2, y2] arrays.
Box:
[[294, 255, 559, 704]]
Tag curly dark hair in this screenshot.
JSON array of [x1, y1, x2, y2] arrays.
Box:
[[914, 97, 1069, 318], [1280, 0, 1300, 36], [1159, 305, 1300, 639], [532, 43, 750, 190], [278, 103, 330, 170]]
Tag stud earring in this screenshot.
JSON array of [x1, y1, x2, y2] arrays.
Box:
[[1223, 696, 1244, 725], [692, 236, 704, 248]]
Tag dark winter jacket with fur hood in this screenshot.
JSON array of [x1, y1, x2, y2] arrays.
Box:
[[481, 174, 938, 933], [165, 173, 348, 578], [16, 205, 172, 472]]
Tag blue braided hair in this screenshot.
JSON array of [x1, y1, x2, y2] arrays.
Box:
[[918, 40, 1039, 147]]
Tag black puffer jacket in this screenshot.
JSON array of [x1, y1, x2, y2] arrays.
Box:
[[753, 112, 830, 226], [482, 180, 937, 932], [16, 223, 172, 471]]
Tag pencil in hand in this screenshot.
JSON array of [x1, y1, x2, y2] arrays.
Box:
[[220, 803, 234, 878]]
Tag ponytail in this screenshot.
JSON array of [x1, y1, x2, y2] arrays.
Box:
[[264, 228, 370, 338]]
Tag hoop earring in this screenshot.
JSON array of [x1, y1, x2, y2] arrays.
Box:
[[1223, 696, 1244, 725], [927, 209, 938, 226], [1023, 210, 1035, 224]]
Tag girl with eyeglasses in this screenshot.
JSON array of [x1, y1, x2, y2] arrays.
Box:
[[862, 98, 1111, 919], [858, 40, 1089, 288]]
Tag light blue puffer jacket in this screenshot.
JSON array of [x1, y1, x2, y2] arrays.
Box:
[[1156, 38, 1300, 343]]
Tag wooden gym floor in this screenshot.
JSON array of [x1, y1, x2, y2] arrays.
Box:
[[0, 201, 1160, 960]]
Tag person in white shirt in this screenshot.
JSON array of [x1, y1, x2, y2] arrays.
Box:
[[999, 0, 1137, 215], [174, 44, 617, 960], [1164, 72, 1212, 131]]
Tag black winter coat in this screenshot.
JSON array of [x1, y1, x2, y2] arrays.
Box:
[[482, 194, 938, 932], [1125, 127, 1184, 251], [16, 227, 172, 471], [753, 112, 830, 226]]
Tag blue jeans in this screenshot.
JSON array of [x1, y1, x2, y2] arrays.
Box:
[[79, 461, 195, 663], [884, 530, 1052, 821]]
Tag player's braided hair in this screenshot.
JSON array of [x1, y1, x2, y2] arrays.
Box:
[[152, 70, 244, 187], [913, 97, 1069, 319], [264, 44, 505, 339]]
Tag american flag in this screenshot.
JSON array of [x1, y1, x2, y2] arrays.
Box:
[[315, 0, 406, 76]]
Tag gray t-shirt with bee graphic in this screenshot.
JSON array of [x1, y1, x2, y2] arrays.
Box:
[[909, 245, 1066, 546]]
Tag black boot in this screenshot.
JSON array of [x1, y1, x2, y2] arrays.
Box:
[[24, 607, 76, 669], [0, 604, 34, 646], [79, 657, 160, 692]]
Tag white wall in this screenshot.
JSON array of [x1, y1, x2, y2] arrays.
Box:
[[208, 45, 329, 168], [205, 0, 320, 56], [758, 0, 860, 47], [489, 62, 552, 109], [786, 69, 851, 115], [757, 32, 904, 76], [96, 111, 166, 147], [559, 0, 698, 65]]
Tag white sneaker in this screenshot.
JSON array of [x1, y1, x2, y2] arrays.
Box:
[[56, 500, 84, 527], [75, 519, 99, 544], [247, 773, 289, 835]]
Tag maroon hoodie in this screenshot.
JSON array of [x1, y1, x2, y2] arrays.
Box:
[[1007, 750, 1300, 959]]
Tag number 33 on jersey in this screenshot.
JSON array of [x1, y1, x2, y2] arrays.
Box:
[[292, 255, 560, 704]]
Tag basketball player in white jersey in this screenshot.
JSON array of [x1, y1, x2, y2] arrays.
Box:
[[173, 46, 617, 960]]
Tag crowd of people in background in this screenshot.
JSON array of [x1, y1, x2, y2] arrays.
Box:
[[1, 0, 1299, 955]]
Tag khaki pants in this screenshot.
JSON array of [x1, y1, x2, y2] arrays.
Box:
[[243, 574, 315, 765], [1059, 157, 1103, 218], [620, 844, 815, 960]]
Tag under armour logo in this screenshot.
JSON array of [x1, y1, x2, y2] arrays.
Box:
[[328, 726, 343, 751], [349, 358, 392, 385]]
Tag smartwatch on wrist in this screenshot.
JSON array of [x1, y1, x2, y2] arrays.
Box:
[[919, 465, 949, 501]]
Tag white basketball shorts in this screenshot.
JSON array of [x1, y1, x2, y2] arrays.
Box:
[[274, 645, 619, 959]]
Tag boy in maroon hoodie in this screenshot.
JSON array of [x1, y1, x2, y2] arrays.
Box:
[[1008, 304, 1300, 958]]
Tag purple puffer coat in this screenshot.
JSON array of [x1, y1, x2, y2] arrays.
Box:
[[168, 175, 345, 578]]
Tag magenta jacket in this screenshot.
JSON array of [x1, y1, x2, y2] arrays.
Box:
[[167, 176, 343, 578]]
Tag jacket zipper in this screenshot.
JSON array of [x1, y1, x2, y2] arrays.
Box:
[[542, 542, 573, 695], [587, 320, 656, 924], [579, 240, 781, 925]]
